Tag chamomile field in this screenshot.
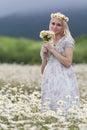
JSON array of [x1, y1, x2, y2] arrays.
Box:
[[0, 63, 87, 130]]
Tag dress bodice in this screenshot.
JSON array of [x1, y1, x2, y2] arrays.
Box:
[[41, 36, 74, 63]]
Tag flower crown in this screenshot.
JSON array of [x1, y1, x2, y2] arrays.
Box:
[[51, 12, 69, 22]]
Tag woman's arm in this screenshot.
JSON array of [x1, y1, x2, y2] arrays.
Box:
[[41, 46, 48, 74], [44, 43, 73, 68], [51, 47, 73, 67], [41, 56, 47, 74]]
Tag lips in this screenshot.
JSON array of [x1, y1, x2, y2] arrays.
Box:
[[53, 30, 59, 32]]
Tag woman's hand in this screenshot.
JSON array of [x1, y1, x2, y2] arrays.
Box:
[[42, 46, 48, 53], [43, 42, 54, 53]]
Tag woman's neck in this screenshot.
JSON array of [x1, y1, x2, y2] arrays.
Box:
[[53, 34, 64, 43]]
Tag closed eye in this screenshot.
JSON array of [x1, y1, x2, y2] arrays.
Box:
[[57, 23, 62, 26], [51, 22, 62, 27], [51, 22, 55, 25]]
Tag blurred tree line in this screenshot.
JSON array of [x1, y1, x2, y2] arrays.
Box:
[[0, 35, 87, 64]]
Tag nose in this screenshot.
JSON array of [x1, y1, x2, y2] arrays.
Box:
[[53, 24, 57, 28]]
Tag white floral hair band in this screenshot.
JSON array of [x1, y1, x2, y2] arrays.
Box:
[[51, 12, 69, 22]]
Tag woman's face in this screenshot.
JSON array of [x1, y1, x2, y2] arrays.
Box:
[[49, 18, 64, 35]]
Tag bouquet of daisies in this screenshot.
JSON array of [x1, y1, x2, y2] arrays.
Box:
[[39, 30, 55, 42]]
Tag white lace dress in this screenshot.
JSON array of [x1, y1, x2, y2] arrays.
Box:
[[40, 36, 80, 112]]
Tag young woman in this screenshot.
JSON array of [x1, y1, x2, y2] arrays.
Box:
[[40, 12, 80, 112]]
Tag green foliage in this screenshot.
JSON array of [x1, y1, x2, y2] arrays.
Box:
[[73, 35, 87, 63], [0, 35, 87, 64], [0, 36, 42, 64]]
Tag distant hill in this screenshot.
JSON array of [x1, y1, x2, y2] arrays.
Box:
[[0, 9, 87, 40]]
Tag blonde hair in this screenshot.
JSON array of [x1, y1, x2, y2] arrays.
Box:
[[63, 20, 74, 42]]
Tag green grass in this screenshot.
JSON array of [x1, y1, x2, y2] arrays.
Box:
[[0, 35, 87, 64]]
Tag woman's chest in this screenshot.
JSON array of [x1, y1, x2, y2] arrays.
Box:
[[53, 43, 65, 55]]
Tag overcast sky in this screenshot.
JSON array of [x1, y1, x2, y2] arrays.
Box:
[[0, 0, 86, 17]]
